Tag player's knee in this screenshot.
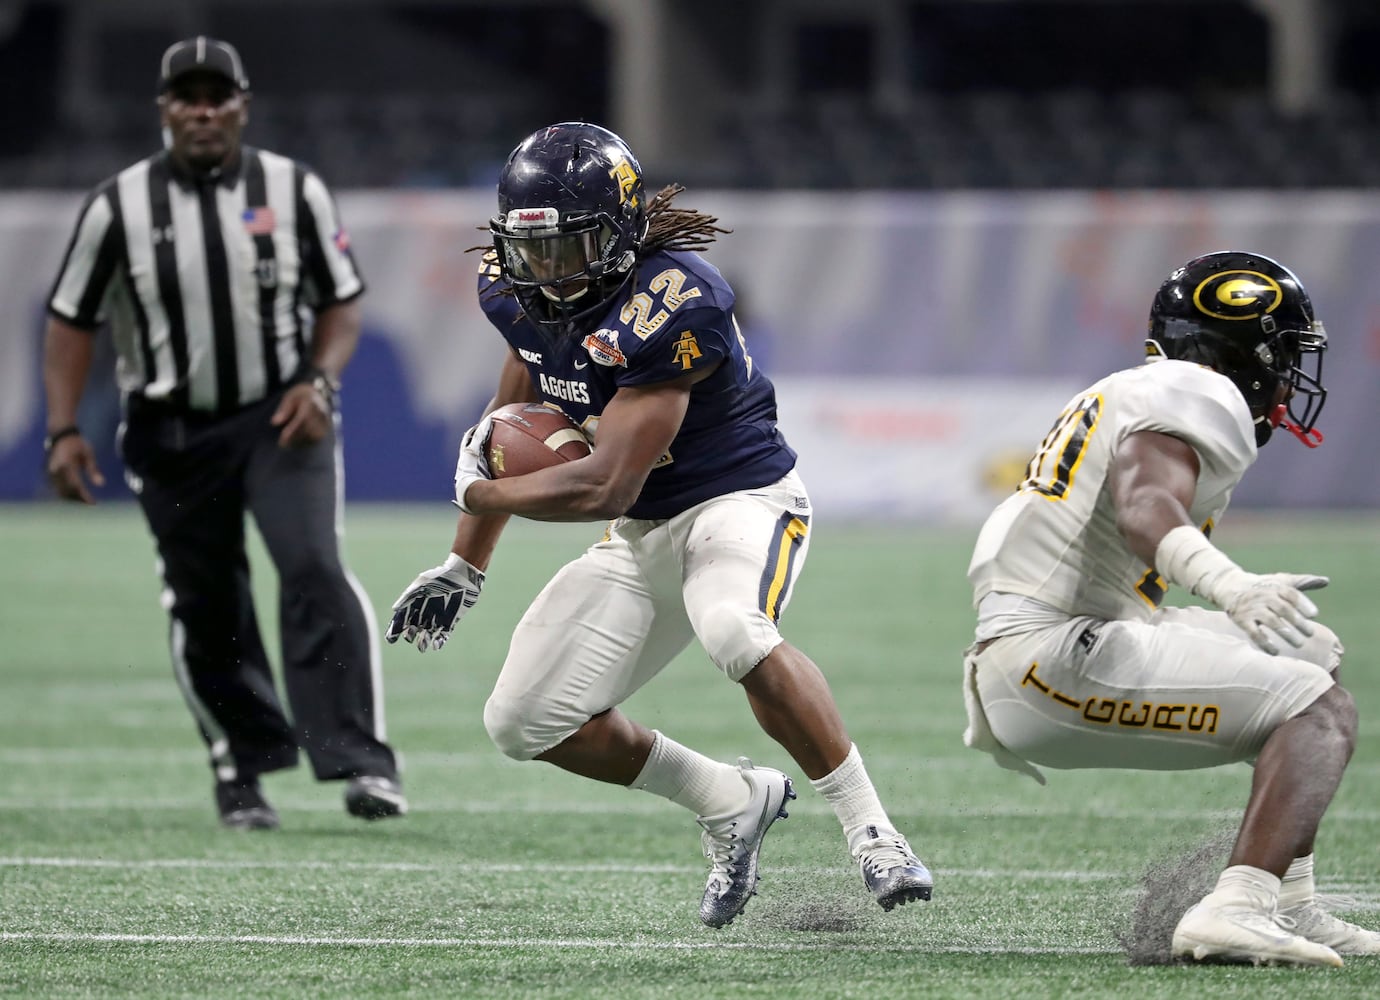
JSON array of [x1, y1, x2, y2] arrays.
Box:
[[483, 694, 546, 761], [694, 602, 778, 681], [1312, 684, 1358, 748], [1299, 622, 1345, 676]]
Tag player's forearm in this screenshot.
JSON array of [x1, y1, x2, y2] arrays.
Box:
[[464, 457, 641, 523], [451, 511, 511, 571]]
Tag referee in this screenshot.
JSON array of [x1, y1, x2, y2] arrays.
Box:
[[42, 37, 406, 830]]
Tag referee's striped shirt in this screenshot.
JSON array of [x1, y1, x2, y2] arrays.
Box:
[[47, 146, 364, 414]]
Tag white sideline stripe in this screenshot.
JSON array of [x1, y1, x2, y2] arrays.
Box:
[[0, 931, 1118, 955], [3, 797, 1380, 823]]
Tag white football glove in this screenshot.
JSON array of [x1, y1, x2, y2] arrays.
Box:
[[385, 553, 485, 652], [1155, 526, 1328, 655], [1213, 571, 1328, 655], [453, 414, 495, 515]]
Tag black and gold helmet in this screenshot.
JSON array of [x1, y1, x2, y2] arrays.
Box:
[[1147, 251, 1327, 447]]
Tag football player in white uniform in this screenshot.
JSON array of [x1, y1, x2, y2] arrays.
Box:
[[965, 251, 1377, 966]]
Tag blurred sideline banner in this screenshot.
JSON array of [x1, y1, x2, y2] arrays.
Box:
[[3, 189, 1378, 517]]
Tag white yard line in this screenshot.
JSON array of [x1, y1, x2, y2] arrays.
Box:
[[0, 855, 1121, 879], [0, 930, 1119, 954], [3, 796, 1379, 822]]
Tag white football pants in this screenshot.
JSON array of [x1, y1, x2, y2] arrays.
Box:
[[967, 604, 1340, 771], [484, 469, 812, 760]]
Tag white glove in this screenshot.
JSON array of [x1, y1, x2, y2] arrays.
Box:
[[1213, 570, 1327, 655], [385, 553, 485, 652], [1155, 525, 1328, 655], [453, 414, 495, 515]]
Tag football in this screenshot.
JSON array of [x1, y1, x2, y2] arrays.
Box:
[[484, 403, 591, 479]]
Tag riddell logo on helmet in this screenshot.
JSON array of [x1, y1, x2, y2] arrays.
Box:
[[508, 207, 559, 229]]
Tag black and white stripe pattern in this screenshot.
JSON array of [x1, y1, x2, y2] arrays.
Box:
[[47, 147, 363, 413]]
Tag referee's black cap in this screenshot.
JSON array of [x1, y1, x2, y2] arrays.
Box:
[[159, 36, 250, 93]]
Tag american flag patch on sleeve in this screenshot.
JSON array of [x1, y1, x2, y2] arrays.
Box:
[[242, 207, 276, 234]]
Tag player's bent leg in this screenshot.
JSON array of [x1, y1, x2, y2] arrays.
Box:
[[743, 649, 934, 910], [1229, 684, 1356, 876]]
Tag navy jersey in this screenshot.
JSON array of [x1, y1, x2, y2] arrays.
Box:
[[478, 248, 797, 518]]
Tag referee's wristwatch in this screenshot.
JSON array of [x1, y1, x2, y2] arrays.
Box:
[[43, 425, 81, 454], [306, 366, 341, 407]]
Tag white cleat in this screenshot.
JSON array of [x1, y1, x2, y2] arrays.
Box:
[[1280, 899, 1380, 956], [696, 758, 796, 929], [1172, 890, 1343, 967]]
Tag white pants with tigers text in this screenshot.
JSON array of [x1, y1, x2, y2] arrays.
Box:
[[966, 604, 1339, 772], [483, 469, 813, 760]]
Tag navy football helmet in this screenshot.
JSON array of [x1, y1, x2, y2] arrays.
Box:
[[490, 122, 648, 333], [1147, 251, 1327, 447]]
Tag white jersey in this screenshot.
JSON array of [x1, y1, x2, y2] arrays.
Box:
[[968, 359, 1257, 623]]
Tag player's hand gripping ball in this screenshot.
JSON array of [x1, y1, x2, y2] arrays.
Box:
[[485, 403, 591, 478]]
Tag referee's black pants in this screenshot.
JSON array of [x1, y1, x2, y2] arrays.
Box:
[[120, 393, 398, 785]]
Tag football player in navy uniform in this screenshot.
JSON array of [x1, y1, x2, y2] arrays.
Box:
[[387, 122, 932, 927], [964, 252, 1378, 965]]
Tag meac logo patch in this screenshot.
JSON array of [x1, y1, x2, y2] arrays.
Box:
[[1192, 269, 1283, 321]]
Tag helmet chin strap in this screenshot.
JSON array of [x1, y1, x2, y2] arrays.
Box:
[[1270, 403, 1324, 447]]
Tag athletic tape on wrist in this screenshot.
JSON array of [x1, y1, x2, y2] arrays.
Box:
[[1154, 525, 1242, 602]]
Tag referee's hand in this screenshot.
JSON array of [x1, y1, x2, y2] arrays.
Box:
[[46, 433, 105, 504], [272, 382, 332, 448]]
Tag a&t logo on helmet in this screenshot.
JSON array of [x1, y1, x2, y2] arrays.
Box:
[[1192, 270, 1284, 321], [609, 158, 640, 208]]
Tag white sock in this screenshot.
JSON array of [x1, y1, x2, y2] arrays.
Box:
[[1212, 865, 1281, 904], [1279, 854, 1315, 909], [808, 744, 894, 853], [627, 730, 748, 819]]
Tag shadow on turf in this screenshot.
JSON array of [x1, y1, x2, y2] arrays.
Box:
[[1118, 826, 1235, 965]]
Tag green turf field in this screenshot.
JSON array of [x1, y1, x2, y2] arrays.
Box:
[[1, 503, 1377, 998]]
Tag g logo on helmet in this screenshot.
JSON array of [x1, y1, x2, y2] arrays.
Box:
[[1192, 270, 1284, 321]]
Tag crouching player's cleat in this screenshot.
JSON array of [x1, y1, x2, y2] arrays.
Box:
[[854, 826, 933, 910], [1172, 889, 1343, 967], [1279, 899, 1380, 956], [697, 758, 796, 929]]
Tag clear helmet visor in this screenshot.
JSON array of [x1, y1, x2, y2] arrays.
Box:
[[497, 208, 606, 302]]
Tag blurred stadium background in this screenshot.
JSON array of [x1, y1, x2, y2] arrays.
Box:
[[3, 0, 1379, 519]]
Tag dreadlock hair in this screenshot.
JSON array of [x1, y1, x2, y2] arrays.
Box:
[[641, 184, 730, 256]]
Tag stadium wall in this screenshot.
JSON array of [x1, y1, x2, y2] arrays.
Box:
[[3, 189, 1377, 520]]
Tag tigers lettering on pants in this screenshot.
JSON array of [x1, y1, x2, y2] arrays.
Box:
[[968, 604, 1339, 771]]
